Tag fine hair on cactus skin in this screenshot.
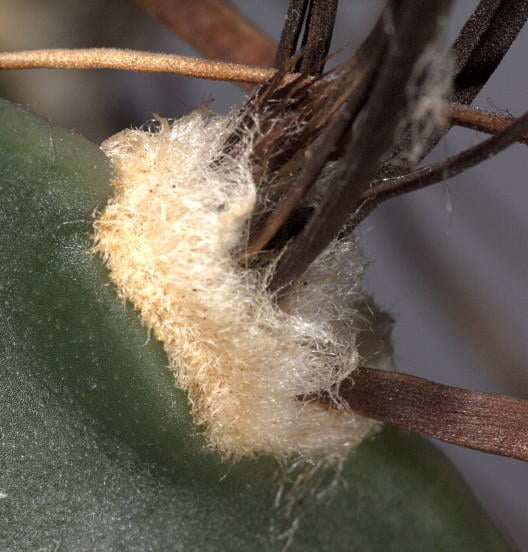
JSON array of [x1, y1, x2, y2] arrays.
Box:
[[94, 108, 388, 461]]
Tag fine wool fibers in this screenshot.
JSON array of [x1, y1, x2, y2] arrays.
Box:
[[94, 108, 387, 461]]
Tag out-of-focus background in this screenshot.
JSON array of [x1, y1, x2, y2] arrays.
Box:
[[1, 0, 526, 547]]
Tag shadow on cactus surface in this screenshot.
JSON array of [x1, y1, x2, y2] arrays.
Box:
[[0, 99, 514, 550]]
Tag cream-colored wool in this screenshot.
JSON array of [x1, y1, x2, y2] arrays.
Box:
[[94, 109, 382, 459]]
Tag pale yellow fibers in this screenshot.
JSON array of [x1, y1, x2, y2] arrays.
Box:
[[94, 109, 382, 459]]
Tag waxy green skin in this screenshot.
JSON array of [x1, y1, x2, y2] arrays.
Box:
[[0, 98, 513, 550]]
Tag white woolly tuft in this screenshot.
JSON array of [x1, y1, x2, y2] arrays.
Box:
[[94, 109, 382, 459], [404, 43, 455, 164]]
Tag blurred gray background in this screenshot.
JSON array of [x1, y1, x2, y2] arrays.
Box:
[[1, 0, 526, 547]]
